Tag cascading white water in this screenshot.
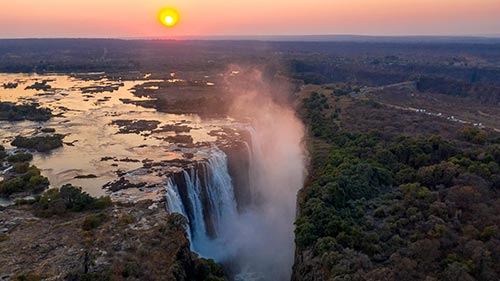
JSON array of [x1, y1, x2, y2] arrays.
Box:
[[165, 178, 192, 241], [164, 146, 238, 255], [164, 122, 304, 280], [165, 178, 186, 217], [182, 168, 208, 251], [245, 126, 265, 204], [204, 149, 238, 234]]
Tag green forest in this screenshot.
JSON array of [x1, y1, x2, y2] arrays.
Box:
[[294, 90, 500, 280]]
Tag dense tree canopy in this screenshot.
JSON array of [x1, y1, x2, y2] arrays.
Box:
[[294, 92, 500, 280]]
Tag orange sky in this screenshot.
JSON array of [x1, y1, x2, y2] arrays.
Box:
[[1, 0, 499, 38]]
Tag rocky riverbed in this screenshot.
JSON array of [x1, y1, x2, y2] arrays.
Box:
[[0, 71, 249, 280], [0, 73, 246, 204]]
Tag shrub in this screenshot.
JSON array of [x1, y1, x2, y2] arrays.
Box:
[[82, 213, 107, 231], [0, 145, 6, 160], [0, 165, 48, 196], [11, 135, 64, 152], [395, 167, 417, 184], [7, 152, 33, 163], [13, 274, 45, 281], [314, 237, 338, 255], [13, 162, 30, 173], [59, 184, 95, 212], [417, 162, 459, 187], [92, 196, 112, 210], [65, 271, 111, 281], [59, 184, 111, 211], [119, 214, 136, 225], [33, 185, 112, 217], [459, 127, 488, 145], [0, 177, 25, 195], [121, 262, 142, 278], [479, 225, 497, 241], [374, 207, 386, 218], [28, 175, 50, 193], [193, 258, 225, 281], [21, 165, 41, 180], [0, 233, 9, 242], [0, 102, 52, 121], [15, 197, 37, 205], [167, 213, 188, 231], [41, 128, 56, 133], [34, 188, 66, 217], [295, 219, 319, 248]]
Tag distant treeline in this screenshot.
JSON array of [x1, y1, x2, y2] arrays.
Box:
[[1, 39, 500, 88]]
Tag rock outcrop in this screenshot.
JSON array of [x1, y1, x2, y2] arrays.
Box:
[[0, 201, 224, 280]]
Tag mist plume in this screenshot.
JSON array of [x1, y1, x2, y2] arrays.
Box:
[[209, 64, 307, 280]]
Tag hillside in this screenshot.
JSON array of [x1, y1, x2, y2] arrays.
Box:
[[292, 85, 500, 280]]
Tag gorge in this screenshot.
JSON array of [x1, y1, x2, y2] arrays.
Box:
[[163, 66, 307, 280]]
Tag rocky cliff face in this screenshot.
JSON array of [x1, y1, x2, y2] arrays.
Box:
[[220, 139, 252, 212], [291, 249, 328, 281], [0, 201, 223, 280]]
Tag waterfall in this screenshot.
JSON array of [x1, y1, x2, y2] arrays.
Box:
[[165, 178, 185, 216], [165, 178, 192, 241], [204, 149, 238, 235], [245, 126, 265, 205], [182, 168, 208, 250], [164, 146, 238, 254], [164, 120, 304, 280]]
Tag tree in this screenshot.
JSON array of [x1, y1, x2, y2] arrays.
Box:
[[417, 162, 458, 187]]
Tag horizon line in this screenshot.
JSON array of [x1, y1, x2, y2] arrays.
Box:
[[1, 34, 500, 44]]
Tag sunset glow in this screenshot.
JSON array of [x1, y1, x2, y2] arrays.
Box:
[[0, 0, 499, 38]]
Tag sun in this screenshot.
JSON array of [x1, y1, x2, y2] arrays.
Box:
[[158, 8, 180, 28]]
